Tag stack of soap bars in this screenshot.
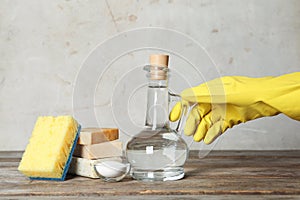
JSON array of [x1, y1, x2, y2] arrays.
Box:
[[69, 128, 122, 178]]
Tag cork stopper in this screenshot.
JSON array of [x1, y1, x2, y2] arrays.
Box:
[[149, 55, 169, 80], [150, 54, 169, 67]]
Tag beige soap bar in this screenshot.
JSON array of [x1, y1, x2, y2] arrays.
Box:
[[73, 141, 123, 159], [69, 157, 100, 178], [78, 128, 119, 145]]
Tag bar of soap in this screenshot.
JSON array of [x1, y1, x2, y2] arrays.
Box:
[[73, 141, 123, 159], [69, 157, 100, 178], [78, 128, 118, 145]]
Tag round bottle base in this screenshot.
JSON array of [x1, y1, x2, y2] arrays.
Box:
[[130, 167, 185, 181]]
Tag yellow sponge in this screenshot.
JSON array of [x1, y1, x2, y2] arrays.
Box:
[[18, 116, 81, 181]]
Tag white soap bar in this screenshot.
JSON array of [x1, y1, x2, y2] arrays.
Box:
[[94, 160, 127, 178], [69, 157, 100, 178]]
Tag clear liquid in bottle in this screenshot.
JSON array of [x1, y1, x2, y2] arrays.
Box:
[[125, 55, 189, 181]]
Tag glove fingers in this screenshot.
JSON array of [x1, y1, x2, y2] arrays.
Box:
[[192, 104, 223, 142], [210, 104, 225, 123], [169, 102, 182, 122], [184, 106, 201, 136], [169, 100, 190, 122], [193, 113, 213, 142], [197, 103, 212, 118], [203, 120, 223, 144]]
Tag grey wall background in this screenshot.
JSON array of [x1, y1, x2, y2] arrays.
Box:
[[1, 0, 300, 151]]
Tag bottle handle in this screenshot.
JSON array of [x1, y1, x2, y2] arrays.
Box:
[[169, 92, 194, 134], [169, 92, 220, 159]]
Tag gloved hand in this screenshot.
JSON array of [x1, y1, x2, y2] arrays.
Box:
[[170, 72, 300, 144]]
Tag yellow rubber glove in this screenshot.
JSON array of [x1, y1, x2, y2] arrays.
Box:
[[170, 72, 300, 144]]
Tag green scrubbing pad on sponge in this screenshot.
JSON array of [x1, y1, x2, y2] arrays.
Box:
[[18, 116, 81, 181]]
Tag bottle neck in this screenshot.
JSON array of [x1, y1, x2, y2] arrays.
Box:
[[145, 79, 169, 130]]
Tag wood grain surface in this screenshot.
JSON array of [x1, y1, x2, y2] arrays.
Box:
[[1, 151, 300, 199]]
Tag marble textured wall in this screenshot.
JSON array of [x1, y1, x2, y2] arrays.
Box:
[[1, 0, 300, 150]]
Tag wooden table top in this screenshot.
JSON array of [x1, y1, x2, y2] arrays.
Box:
[[1, 150, 300, 199]]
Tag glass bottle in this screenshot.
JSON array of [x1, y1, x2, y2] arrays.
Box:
[[126, 54, 189, 181]]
